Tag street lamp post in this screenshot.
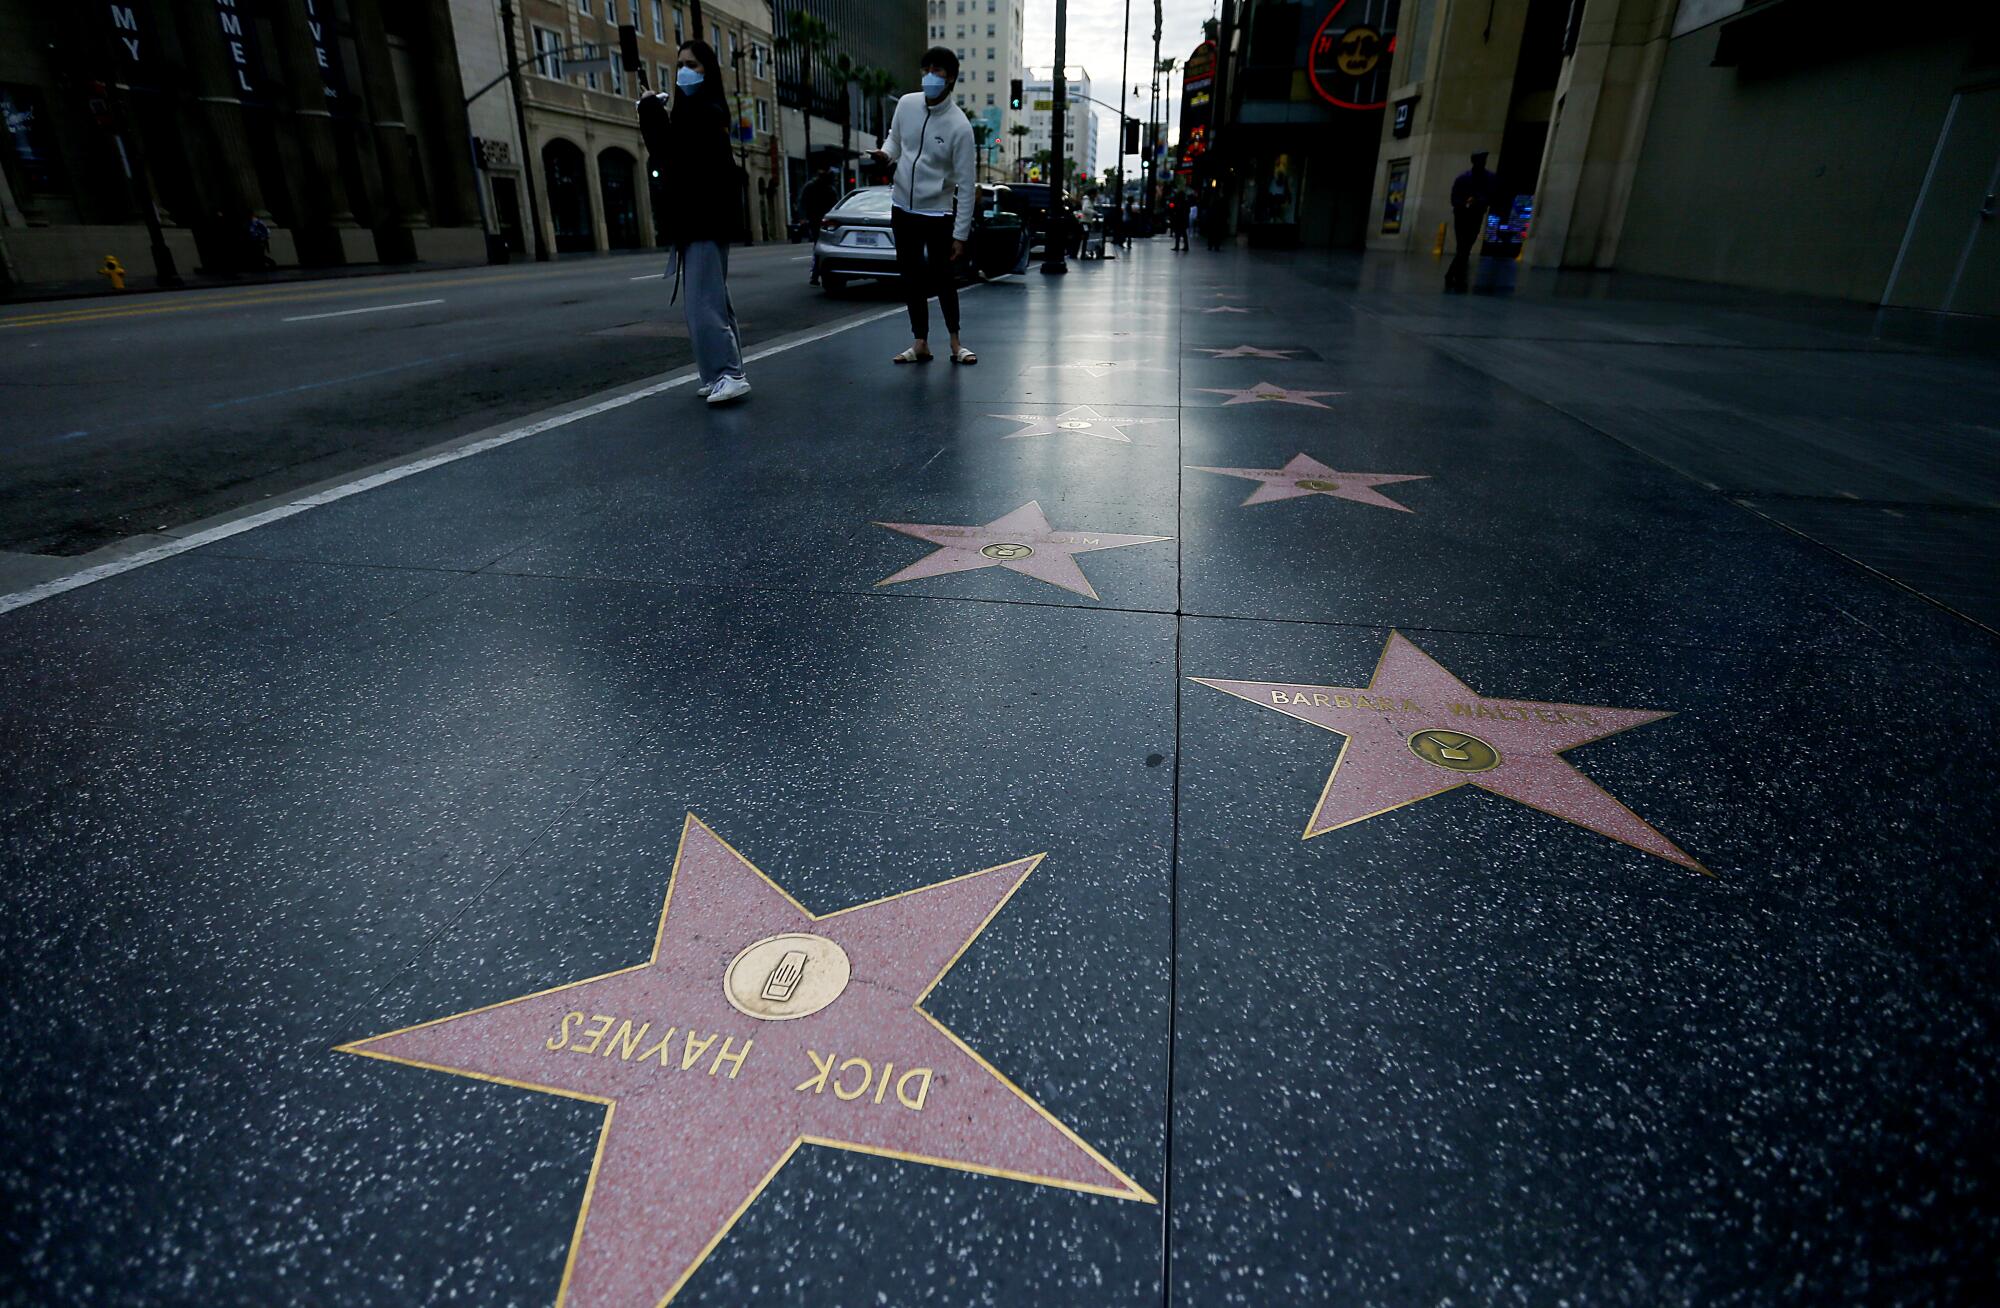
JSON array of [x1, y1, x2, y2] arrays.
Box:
[[496, 0, 548, 261], [1116, 0, 1130, 235], [1040, 0, 1069, 275]]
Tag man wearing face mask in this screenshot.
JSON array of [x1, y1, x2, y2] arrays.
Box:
[[868, 47, 978, 365]]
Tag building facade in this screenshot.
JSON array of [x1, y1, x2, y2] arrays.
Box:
[[0, 0, 484, 289], [774, 1, 925, 213], [1024, 67, 1095, 187], [473, 0, 785, 258], [1361, 0, 1998, 314], [926, 0, 1026, 183]]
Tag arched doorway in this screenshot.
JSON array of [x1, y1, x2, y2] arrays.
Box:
[[598, 147, 641, 250], [541, 139, 594, 254]]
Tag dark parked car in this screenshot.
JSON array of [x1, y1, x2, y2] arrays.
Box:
[[812, 185, 1028, 293], [999, 182, 1087, 259]]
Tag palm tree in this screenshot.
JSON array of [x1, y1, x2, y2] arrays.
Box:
[[775, 11, 837, 183], [1009, 121, 1030, 180], [856, 65, 899, 142], [831, 50, 862, 182]]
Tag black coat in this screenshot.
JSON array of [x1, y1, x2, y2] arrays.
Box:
[[640, 88, 745, 246]]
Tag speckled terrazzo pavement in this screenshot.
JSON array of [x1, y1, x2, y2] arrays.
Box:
[[3, 244, 1996, 1307]]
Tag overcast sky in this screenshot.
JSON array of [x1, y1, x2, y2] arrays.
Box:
[[1022, 0, 1219, 177]]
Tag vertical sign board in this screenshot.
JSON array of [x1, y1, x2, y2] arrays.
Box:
[[1381, 157, 1409, 232], [213, 0, 266, 100], [301, 0, 348, 100], [1176, 39, 1214, 177], [1309, 0, 1400, 110]]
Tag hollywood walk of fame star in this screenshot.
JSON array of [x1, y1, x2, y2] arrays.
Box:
[[340, 816, 1153, 1308], [1033, 361, 1175, 379], [1187, 452, 1428, 512], [1200, 306, 1251, 314], [1192, 345, 1302, 359], [1192, 631, 1706, 870], [1193, 381, 1344, 408], [875, 500, 1170, 599], [987, 403, 1173, 444]]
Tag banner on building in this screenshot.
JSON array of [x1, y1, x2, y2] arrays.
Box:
[[1176, 39, 1215, 176]]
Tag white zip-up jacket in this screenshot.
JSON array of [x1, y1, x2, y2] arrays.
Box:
[[880, 91, 977, 240]]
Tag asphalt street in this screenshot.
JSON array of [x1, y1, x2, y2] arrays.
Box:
[[0, 245, 874, 556]]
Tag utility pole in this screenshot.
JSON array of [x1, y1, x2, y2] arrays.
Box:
[[1040, 0, 1069, 275], [1147, 0, 1162, 228], [497, 0, 549, 261], [1116, 0, 1131, 226]]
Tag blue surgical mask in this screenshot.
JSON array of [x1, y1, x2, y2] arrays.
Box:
[[922, 73, 947, 99], [676, 66, 704, 91]]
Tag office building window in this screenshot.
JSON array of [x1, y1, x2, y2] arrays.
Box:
[[578, 0, 591, 14], [532, 26, 563, 78], [674, 8, 684, 43], [756, 98, 772, 133], [651, 0, 664, 38], [581, 41, 600, 90], [659, 62, 672, 90], [604, 0, 616, 20]]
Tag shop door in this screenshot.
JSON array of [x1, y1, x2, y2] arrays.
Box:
[[1884, 87, 2000, 315]]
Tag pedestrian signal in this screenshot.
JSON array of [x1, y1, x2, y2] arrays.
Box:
[[1009, 78, 1022, 111]]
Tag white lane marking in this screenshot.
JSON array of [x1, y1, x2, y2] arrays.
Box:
[[630, 272, 665, 280], [282, 298, 445, 322], [0, 299, 920, 615], [790, 255, 812, 261]]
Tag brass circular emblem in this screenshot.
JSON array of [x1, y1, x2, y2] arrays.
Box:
[[982, 542, 1033, 559], [1407, 729, 1502, 772], [1295, 478, 1341, 492], [1337, 26, 1382, 76], [723, 933, 851, 1021], [1057, 419, 1093, 430]]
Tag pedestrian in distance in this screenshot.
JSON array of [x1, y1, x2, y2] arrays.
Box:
[[1169, 194, 1189, 251], [638, 40, 750, 406], [799, 165, 838, 286], [1444, 150, 1497, 293], [868, 46, 978, 365]]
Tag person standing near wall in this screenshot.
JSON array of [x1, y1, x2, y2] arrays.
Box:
[[870, 47, 978, 365], [1445, 150, 1496, 293], [640, 41, 751, 405]]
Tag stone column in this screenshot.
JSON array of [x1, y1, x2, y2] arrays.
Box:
[[583, 131, 610, 253], [167, 0, 273, 223], [1523, 0, 1678, 271], [347, 0, 429, 260], [266, 0, 369, 264], [408, 0, 483, 228]]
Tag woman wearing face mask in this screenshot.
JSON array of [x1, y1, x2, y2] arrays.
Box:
[[637, 41, 750, 405], [868, 47, 978, 365]]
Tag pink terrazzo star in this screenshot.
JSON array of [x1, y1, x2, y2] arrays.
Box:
[[987, 404, 1173, 443], [875, 501, 1170, 599], [1193, 381, 1343, 408], [1193, 631, 1705, 871], [1187, 452, 1428, 511], [341, 816, 1151, 1308]]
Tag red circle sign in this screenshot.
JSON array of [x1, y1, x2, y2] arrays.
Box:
[[1309, 0, 1398, 110]]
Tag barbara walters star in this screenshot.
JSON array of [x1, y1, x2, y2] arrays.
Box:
[[339, 816, 1152, 1308]]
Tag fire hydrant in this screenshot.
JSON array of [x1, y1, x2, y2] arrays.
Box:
[[98, 254, 126, 290]]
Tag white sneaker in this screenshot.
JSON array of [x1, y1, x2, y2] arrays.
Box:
[[706, 376, 750, 406], [696, 382, 714, 398]]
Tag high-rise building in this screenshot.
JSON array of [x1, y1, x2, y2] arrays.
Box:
[[774, 2, 925, 211], [1023, 67, 1094, 189], [923, 0, 1026, 182]]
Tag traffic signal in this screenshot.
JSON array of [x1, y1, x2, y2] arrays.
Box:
[[1009, 78, 1022, 111], [1123, 119, 1140, 154], [618, 23, 641, 73]]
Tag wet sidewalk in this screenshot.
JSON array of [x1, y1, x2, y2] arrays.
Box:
[[3, 243, 1995, 1306]]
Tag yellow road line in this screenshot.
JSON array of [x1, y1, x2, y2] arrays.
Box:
[[0, 265, 577, 330]]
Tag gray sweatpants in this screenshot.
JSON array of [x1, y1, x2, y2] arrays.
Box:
[[677, 240, 744, 385]]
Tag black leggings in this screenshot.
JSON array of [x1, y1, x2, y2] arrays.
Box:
[[891, 207, 959, 339]]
